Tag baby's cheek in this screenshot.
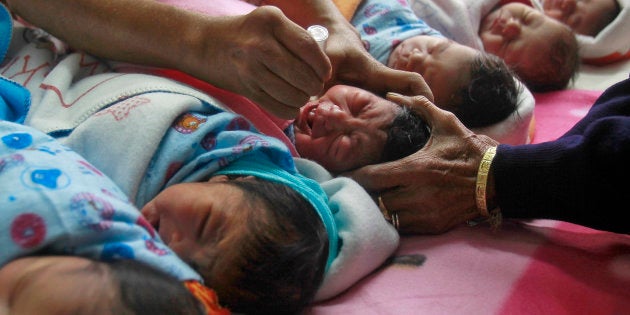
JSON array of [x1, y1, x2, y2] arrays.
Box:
[[544, 9, 565, 21], [387, 47, 403, 69], [479, 38, 502, 57]]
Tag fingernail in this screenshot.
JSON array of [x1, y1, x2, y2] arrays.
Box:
[[386, 92, 403, 98]]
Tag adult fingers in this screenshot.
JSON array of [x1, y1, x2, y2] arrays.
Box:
[[249, 92, 300, 119], [264, 7, 332, 92], [240, 7, 331, 107], [274, 24, 332, 84], [386, 92, 471, 137], [345, 153, 426, 193], [371, 66, 434, 102], [385, 93, 439, 129]]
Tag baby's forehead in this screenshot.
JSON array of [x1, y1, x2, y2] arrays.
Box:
[[525, 16, 573, 47], [543, 14, 571, 30]]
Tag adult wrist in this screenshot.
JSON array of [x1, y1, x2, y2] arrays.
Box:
[[475, 146, 496, 216], [475, 146, 502, 229]]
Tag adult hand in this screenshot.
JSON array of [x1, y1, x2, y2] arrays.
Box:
[[323, 22, 434, 102], [196, 6, 332, 119], [348, 93, 498, 234]]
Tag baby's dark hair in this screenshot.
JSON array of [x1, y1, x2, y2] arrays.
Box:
[[205, 177, 329, 315], [380, 106, 430, 163], [107, 259, 206, 315], [517, 26, 580, 92], [454, 52, 521, 128]]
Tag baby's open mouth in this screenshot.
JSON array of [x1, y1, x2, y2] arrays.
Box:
[[296, 102, 319, 135]]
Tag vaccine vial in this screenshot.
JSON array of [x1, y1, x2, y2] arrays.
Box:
[[307, 25, 329, 101], [529, 0, 544, 12], [307, 25, 329, 49]]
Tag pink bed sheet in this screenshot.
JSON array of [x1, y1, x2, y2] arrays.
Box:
[[530, 89, 602, 144], [307, 221, 630, 314]]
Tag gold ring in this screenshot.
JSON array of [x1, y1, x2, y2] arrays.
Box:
[[378, 195, 399, 231], [378, 195, 390, 216], [391, 211, 400, 231]]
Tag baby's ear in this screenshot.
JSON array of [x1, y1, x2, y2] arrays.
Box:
[[233, 175, 256, 181], [208, 175, 230, 182]]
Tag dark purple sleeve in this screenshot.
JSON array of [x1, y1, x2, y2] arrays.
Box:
[[492, 76, 630, 234]]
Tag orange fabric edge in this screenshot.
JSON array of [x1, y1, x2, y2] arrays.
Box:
[[582, 51, 630, 66], [528, 113, 536, 143], [184, 281, 231, 315], [332, 0, 363, 20]]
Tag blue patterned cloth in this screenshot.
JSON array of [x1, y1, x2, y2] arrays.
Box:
[[351, 0, 443, 64], [0, 3, 11, 63], [0, 4, 29, 124]]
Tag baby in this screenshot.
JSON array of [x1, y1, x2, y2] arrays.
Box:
[[409, 0, 580, 92], [479, 2, 580, 91], [352, 0, 520, 121], [72, 107, 334, 314], [140, 170, 331, 314], [537, 0, 620, 36], [535, 0, 629, 64], [0, 257, 208, 315], [294, 85, 429, 173], [388, 36, 519, 127], [293, 84, 517, 173]]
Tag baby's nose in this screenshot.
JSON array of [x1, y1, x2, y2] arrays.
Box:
[[409, 48, 427, 61], [558, 0, 577, 15], [544, 8, 564, 20], [318, 103, 349, 130], [503, 17, 521, 39]]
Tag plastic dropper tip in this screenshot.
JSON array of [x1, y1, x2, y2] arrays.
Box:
[[307, 25, 329, 46]]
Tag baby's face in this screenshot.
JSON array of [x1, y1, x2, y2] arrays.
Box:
[[387, 36, 476, 111], [543, 0, 618, 36], [141, 176, 253, 275], [479, 3, 571, 76], [0, 256, 119, 315], [294, 85, 399, 173]]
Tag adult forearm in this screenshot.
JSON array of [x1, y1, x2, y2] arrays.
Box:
[[5, 0, 210, 74]]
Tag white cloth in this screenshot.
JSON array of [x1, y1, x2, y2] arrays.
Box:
[[295, 158, 400, 301], [575, 0, 630, 62], [408, 0, 500, 50]]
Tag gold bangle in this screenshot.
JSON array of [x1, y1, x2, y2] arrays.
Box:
[[475, 146, 497, 217]]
